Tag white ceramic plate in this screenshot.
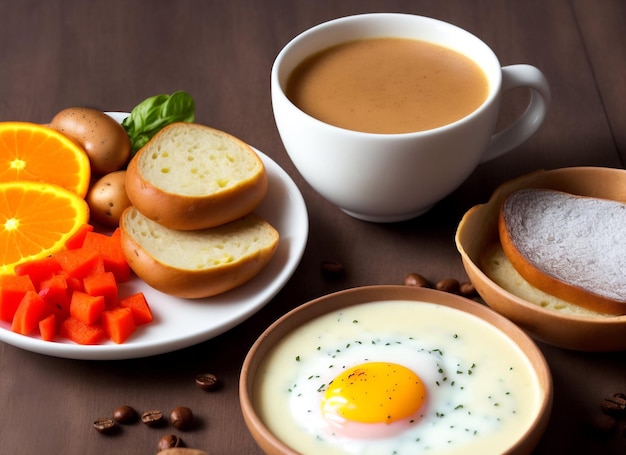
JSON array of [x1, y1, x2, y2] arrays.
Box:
[[0, 114, 308, 360]]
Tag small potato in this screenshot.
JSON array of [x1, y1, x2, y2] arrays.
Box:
[[87, 171, 132, 227], [49, 107, 131, 175]]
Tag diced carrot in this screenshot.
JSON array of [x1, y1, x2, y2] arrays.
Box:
[[81, 230, 109, 250], [83, 271, 118, 309], [66, 276, 83, 293], [69, 291, 105, 325], [59, 317, 105, 345], [119, 292, 153, 325], [38, 274, 71, 318], [39, 314, 57, 341], [0, 275, 36, 322], [101, 228, 132, 282], [65, 223, 94, 249], [4, 226, 154, 346], [54, 248, 102, 280], [11, 291, 53, 335], [102, 307, 136, 344], [14, 256, 62, 288], [82, 229, 131, 282]]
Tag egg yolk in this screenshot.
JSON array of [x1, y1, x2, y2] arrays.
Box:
[[321, 362, 427, 425]]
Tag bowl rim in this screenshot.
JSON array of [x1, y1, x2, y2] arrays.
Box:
[[239, 284, 553, 455]]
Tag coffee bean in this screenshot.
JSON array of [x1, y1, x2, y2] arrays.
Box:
[[157, 449, 209, 455], [436, 278, 460, 294], [601, 393, 626, 417], [195, 373, 220, 391], [404, 273, 431, 288], [459, 281, 477, 297], [113, 405, 138, 424], [93, 417, 116, 434], [321, 260, 345, 280], [141, 409, 165, 427], [170, 406, 194, 431], [158, 434, 183, 451]]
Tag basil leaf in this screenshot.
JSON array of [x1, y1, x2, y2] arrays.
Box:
[[122, 91, 195, 155]]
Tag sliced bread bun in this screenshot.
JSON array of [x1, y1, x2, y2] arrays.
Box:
[[498, 188, 626, 315], [119, 206, 279, 299], [125, 122, 268, 230]]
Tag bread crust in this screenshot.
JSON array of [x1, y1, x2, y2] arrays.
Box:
[[125, 123, 268, 230], [498, 189, 626, 315], [119, 210, 279, 299]]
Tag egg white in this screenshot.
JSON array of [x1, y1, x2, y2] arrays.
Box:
[[285, 325, 516, 453]]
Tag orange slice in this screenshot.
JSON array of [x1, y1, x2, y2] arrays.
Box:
[[0, 122, 91, 197], [0, 181, 90, 274]]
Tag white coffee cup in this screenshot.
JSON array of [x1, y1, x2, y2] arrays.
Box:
[[271, 13, 551, 222]]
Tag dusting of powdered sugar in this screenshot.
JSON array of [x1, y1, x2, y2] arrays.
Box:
[[502, 189, 626, 301]]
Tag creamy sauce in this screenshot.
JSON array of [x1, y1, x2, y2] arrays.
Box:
[[254, 300, 542, 455], [286, 38, 489, 134]]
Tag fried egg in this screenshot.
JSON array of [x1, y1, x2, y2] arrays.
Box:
[[254, 301, 542, 455]]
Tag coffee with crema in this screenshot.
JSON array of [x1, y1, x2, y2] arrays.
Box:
[[286, 38, 489, 134]]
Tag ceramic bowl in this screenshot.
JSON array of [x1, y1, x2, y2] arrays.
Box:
[[240, 285, 552, 455], [455, 166, 626, 351]]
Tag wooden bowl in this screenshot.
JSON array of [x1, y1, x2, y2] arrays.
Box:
[[240, 285, 552, 455], [455, 166, 626, 351]]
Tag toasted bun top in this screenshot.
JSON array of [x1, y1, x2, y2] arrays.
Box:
[[498, 188, 626, 315], [125, 122, 268, 230]]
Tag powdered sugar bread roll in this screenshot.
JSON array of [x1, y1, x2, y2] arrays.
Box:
[[125, 122, 268, 230], [498, 188, 626, 315]]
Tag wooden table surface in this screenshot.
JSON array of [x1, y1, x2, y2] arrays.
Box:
[[1, 1, 626, 454]]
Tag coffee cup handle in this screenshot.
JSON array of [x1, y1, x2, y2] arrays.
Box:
[[480, 64, 551, 163]]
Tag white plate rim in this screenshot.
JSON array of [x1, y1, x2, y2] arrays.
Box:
[[0, 113, 308, 360]]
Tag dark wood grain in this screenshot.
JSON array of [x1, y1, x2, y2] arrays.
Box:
[[573, 0, 626, 165], [1, 1, 625, 454]]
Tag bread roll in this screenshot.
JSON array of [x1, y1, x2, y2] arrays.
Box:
[[119, 207, 279, 299], [498, 188, 626, 315], [125, 122, 268, 230]]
